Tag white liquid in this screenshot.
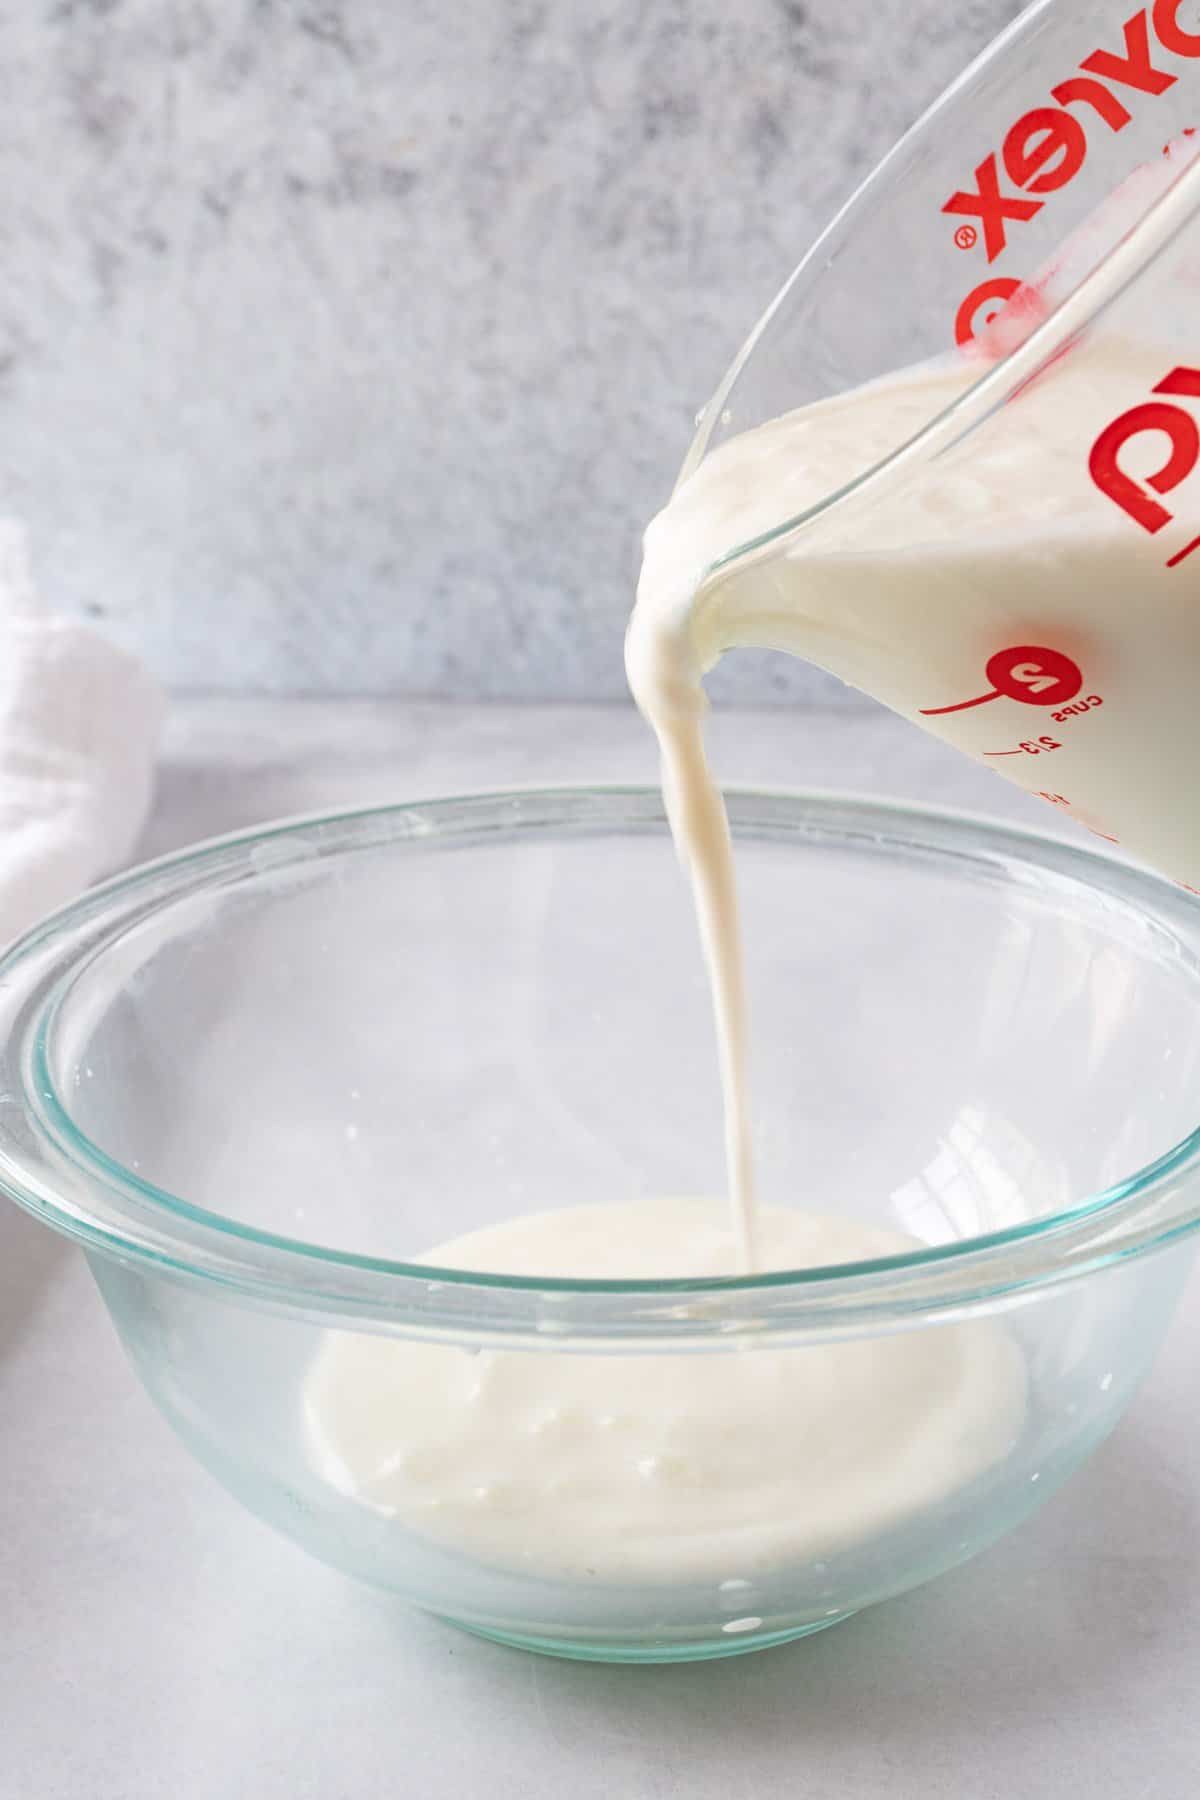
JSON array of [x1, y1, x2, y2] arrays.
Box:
[[628, 336, 1200, 1267], [306, 1197, 1027, 1583], [627, 669, 758, 1269]]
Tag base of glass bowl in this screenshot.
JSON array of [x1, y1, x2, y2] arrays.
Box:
[[439, 1611, 857, 1663]]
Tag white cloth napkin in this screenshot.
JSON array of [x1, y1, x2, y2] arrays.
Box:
[[0, 523, 164, 947]]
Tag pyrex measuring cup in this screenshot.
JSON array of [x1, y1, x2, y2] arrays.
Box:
[[678, 0, 1200, 889]]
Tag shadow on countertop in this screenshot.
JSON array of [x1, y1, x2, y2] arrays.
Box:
[[0, 1199, 73, 1365]]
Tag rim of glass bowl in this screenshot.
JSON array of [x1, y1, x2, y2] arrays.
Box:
[[3, 786, 1200, 1345]]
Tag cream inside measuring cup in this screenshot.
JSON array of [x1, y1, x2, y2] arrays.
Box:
[[305, 1197, 1027, 1583]]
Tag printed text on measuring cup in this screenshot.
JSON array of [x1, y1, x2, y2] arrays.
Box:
[[919, 648, 1117, 840], [1089, 363, 1200, 563], [921, 646, 1104, 752], [946, 2, 1200, 345]]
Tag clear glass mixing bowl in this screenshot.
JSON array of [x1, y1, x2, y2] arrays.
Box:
[[3, 788, 1200, 1663]]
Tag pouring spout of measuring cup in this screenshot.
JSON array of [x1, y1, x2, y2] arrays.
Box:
[[635, 0, 1200, 896]]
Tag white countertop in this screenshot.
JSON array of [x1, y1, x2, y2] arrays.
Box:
[[4, 698, 1200, 1798]]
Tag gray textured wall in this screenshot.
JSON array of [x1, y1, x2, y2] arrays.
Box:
[[0, 0, 1022, 699]]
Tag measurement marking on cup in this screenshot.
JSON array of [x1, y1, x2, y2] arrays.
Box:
[[1166, 531, 1200, 568], [921, 689, 1004, 716], [921, 646, 1083, 716], [1033, 791, 1120, 845], [984, 735, 1063, 757]]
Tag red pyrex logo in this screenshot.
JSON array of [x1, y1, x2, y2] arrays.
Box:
[[1089, 361, 1200, 563], [947, 2, 1200, 344]]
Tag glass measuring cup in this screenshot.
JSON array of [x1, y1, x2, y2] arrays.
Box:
[[673, 0, 1200, 889]]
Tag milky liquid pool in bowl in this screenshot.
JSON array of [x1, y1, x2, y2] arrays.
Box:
[[4, 789, 1200, 1662]]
